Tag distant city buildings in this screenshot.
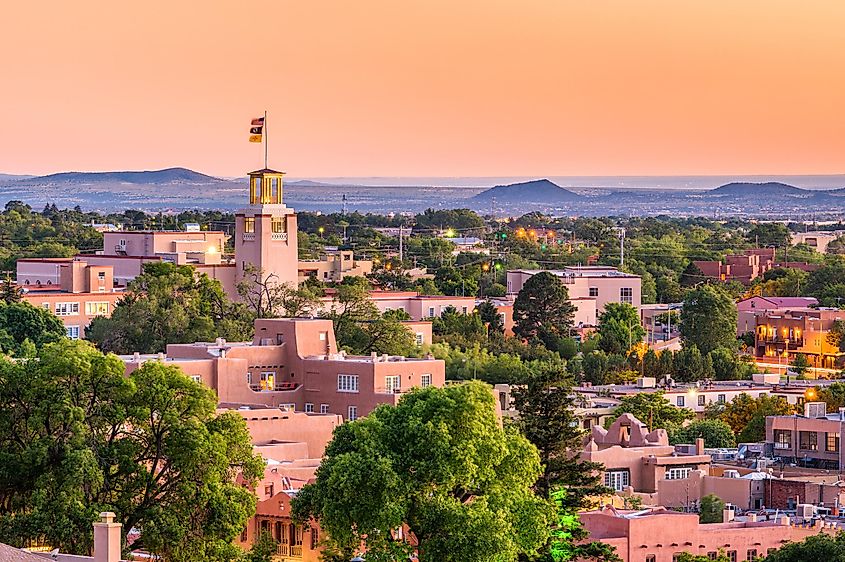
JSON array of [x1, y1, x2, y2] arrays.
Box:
[[694, 248, 819, 285]]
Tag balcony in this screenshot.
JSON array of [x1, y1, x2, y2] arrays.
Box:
[[276, 543, 302, 557], [758, 336, 804, 347], [773, 442, 792, 450], [249, 382, 299, 392], [242, 233, 256, 241], [271, 232, 288, 241]]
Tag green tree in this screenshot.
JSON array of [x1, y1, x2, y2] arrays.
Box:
[[87, 262, 253, 353], [674, 345, 714, 382], [476, 299, 504, 334], [718, 394, 795, 443], [0, 300, 66, 355], [0, 340, 264, 560], [680, 285, 738, 355], [747, 223, 790, 248], [596, 303, 646, 355], [791, 353, 811, 376], [608, 392, 695, 432], [670, 419, 736, 448], [511, 362, 607, 504], [513, 272, 576, 347], [817, 382, 845, 410], [237, 264, 320, 318], [433, 306, 486, 343], [709, 347, 752, 381], [699, 494, 725, 523], [762, 532, 845, 562], [292, 381, 553, 562], [0, 273, 21, 304]]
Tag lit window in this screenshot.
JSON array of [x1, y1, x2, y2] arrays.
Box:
[[774, 429, 792, 450], [243, 217, 255, 233], [271, 217, 285, 233], [827, 432, 840, 452], [85, 302, 110, 316], [337, 374, 359, 392]]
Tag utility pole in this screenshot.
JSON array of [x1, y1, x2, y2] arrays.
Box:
[[398, 226, 404, 262]]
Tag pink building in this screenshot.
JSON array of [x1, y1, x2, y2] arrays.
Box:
[[753, 307, 845, 369], [581, 414, 711, 494], [506, 267, 641, 323], [766, 402, 845, 470], [325, 290, 477, 320], [20, 259, 123, 339], [580, 504, 833, 562], [737, 296, 819, 336], [123, 317, 445, 421], [695, 248, 819, 285], [298, 249, 373, 283]]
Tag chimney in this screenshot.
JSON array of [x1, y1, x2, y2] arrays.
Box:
[[695, 437, 705, 456], [93, 512, 122, 562]]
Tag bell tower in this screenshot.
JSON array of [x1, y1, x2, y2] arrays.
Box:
[[234, 169, 299, 287]]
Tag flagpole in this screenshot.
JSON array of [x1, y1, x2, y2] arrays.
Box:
[[264, 110, 268, 169]]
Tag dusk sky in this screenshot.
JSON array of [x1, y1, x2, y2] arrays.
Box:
[[2, 1, 844, 178]]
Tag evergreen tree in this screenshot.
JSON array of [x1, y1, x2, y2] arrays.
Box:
[[513, 272, 577, 347]]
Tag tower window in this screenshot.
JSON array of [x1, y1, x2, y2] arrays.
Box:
[[272, 217, 285, 233], [244, 218, 255, 233]]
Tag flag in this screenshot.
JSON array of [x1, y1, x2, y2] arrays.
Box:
[[249, 116, 264, 142], [250, 126, 263, 134], [251, 117, 265, 126], [249, 135, 262, 143]]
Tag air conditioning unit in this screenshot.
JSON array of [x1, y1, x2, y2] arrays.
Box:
[[797, 504, 816, 518], [805, 402, 827, 419], [723, 470, 740, 479]]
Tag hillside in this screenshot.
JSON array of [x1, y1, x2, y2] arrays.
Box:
[[15, 167, 223, 185], [471, 179, 582, 204], [706, 182, 810, 197]]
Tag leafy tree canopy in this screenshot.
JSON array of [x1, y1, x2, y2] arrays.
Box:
[[513, 272, 576, 347], [0, 340, 264, 560], [292, 381, 553, 562], [0, 300, 66, 355], [608, 391, 695, 432], [596, 303, 646, 355], [669, 419, 736, 449], [680, 285, 738, 355]]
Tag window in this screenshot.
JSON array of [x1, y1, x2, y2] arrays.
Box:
[[707, 553, 718, 560], [42, 303, 50, 310], [673, 555, 683, 562], [271, 216, 285, 233], [727, 551, 737, 562], [420, 374, 432, 388], [646, 556, 655, 562], [666, 467, 692, 480], [774, 429, 792, 450], [415, 332, 424, 346], [305, 403, 315, 413], [243, 217, 255, 233], [677, 396, 685, 407], [66, 325, 80, 339], [620, 287, 633, 304], [428, 307, 435, 318], [98, 271, 106, 280], [827, 432, 840, 452], [319, 331, 327, 341], [603, 469, 630, 492], [310, 527, 319, 550], [698, 394, 706, 406], [589, 287, 599, 297], [747, 549, 758, 561], [55, 302, 79, 316], [264, 484, 274, 497], [800, 431, 818, 451], [259, 371, 275, 391], [461, 306, 468, 314], [190, 375, 201, 384], [85, 302, 109, 316], [320, 404, 329, 414], [347, 405, 358, 421], [718, 394, 726, 404], [337, 374, 359, 392], [385, 375, 401, 393]]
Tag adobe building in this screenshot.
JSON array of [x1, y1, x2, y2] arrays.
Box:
[[123, 317, 445, 421], [580, 505, 835, 562], [582, 414, 711, 494], [737, 296, 819, 336], [766, 401, 845, 470], [753, 307, 845, 370], [506, 266, 640, 327], [693, 248, 819, 285]]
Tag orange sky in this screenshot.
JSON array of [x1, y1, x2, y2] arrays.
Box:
[[2, 1, 844, 177]]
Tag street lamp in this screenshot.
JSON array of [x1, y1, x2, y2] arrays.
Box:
[[318, 226, 325, 239]]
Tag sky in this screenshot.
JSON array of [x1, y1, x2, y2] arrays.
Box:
[[1, 1, 844, 178]]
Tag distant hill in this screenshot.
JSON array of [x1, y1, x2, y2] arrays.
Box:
[[471, 179, 582, 204], [0, 173, 34, 182], [17, 167, 223, 185], [706, 182, 810, 197]]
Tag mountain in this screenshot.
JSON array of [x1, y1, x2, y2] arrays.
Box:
[[706, 182, 810, 197], [0, 173, 34, 182], [471, 179, 582, 204], [14, 167, 223, 185]]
